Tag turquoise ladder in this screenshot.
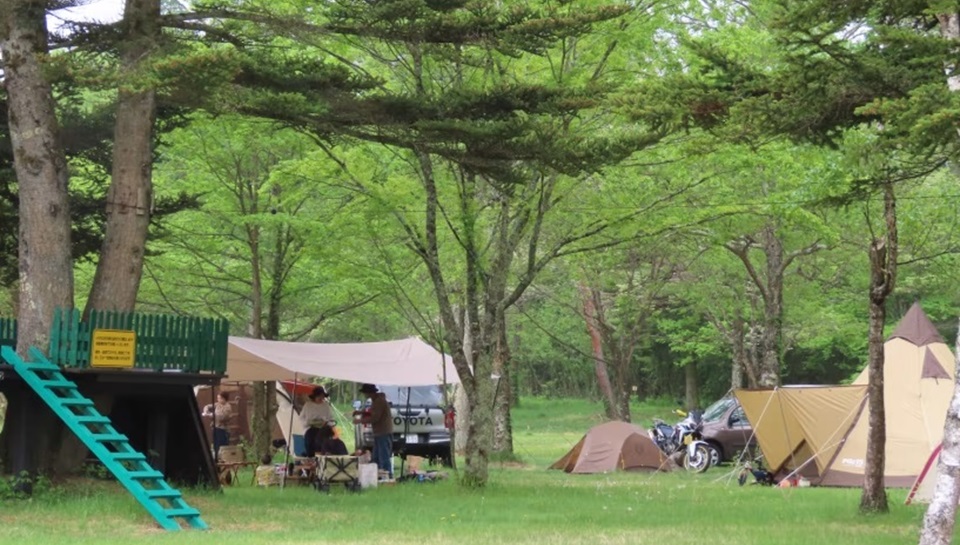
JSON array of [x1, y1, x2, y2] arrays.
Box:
[[1, 346, 208, 531]]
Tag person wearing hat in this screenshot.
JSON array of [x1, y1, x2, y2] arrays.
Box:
[[355, 383, 394, 478], [301, 386, 335, 457], [203, 392, 233, 457]]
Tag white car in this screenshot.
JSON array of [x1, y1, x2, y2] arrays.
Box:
[[354, 385, 453, 466]]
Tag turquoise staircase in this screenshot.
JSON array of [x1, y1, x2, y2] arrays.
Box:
[[1, 346, 208, 531]]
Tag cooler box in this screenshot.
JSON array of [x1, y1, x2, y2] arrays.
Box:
[[359, 463, 378, 489]]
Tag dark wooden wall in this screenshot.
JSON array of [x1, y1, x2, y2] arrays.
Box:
[[0, 367, 219, 488]]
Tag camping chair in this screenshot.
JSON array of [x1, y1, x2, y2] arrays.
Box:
[[218, 445, 256, 485], [736, 453, 775, 487], [314, 455, 361, 493]]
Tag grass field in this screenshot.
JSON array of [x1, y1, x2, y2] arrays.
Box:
[[0, 397, 932, 544]]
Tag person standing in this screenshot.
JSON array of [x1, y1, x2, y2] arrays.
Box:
[[355, 383, 394, 479], [300, 386, 335, 457], [210, 392, 233, 457]]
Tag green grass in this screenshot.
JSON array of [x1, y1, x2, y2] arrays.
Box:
[[0, 397, 932, 544]]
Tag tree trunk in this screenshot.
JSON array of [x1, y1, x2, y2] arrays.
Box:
[[714, 312, 757, 388], [416, 150, 493, 487], [684, 362, 699, 410], [511, 327, 521, 409], [860, 183, 897, 514], [459, 349, 493, 487], [492, 314, 514, 455], [1, 0, 75, 484], [918, 320, 960, 545], [731, 346, 745, 390], [249, 244, 283, 460], [919, 13, 960, 542], [85, 0, 160, 314], [609, 325, 635, 423], [452, 308, 473, 455], [250, 381, 277, 460], [2, 0, 75, 353], [579, 282, 618, 419], [453, 383, 470, 455], [860, 293, 889, 512], [758, 223, 784, 387]]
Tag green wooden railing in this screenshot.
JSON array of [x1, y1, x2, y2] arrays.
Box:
[[0, 317, 15, 348], [0, 309, 228, 374]]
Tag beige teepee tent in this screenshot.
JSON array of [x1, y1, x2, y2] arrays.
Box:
[[820, 303, 955, 486], [737, 302, 955, 487]]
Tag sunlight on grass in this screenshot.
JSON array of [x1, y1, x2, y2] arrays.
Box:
[[0, 396, 930, 544]]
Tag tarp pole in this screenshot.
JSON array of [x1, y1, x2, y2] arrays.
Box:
[[399, 386, 412, 479], [211, 383, 218, 459], [209, 383, 225, 488], [281, 372, 299, 490]]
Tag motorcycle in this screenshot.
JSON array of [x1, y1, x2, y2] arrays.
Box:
[[649, 408, 712, 473]]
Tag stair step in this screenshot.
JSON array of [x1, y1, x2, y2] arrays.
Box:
[[39, 379, 77, 390], [110, 452, 147, 462], [23, 362, 61, 372], [163, 508, 200, 518], [75, 415, 112, 425], [145, 489, 182, 499], [91, 433, 128, 443], [59, 398, 95, 407], [128, 470, 165, 480]]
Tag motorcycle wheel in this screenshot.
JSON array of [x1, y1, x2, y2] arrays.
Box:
[[682, 444, 711, 473], [705, 443, 722, 468]]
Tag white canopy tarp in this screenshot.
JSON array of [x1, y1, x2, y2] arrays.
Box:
[[226, 336, 459, 386]]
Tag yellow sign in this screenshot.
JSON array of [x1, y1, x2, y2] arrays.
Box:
[[91, 329, 136, 368]]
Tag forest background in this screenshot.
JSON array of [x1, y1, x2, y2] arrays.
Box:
[[3, 0, 960, 506], [3, 0, 960, 414]]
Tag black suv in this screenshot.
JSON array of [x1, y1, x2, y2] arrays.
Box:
[[353, 384, 452, 466]]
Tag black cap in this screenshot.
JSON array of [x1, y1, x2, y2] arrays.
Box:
[[359, 383, 378, 394], [309, 386, 327, 399]]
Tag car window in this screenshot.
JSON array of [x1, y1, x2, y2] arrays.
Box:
[[378, 385, 444, 406], [702, 397, 735, 423], [729, 406, 749, 428]]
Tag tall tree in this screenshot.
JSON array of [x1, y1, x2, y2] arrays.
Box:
[[860, 181, 896, 513], [84, 0, 161, 314], [1, 0, 75, 353], [220, 1, 657, 486]]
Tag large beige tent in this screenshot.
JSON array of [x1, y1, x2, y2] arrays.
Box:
[[550, 421, 673, 474], [823, 303, 955, 486], [735, 385, 867, 481], [736, 302, 955, 487], [226, 336, 460, 385]]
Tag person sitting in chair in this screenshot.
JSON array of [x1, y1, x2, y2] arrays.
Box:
[[300, 386, 335, 457], [317, 424, 349, 456]]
